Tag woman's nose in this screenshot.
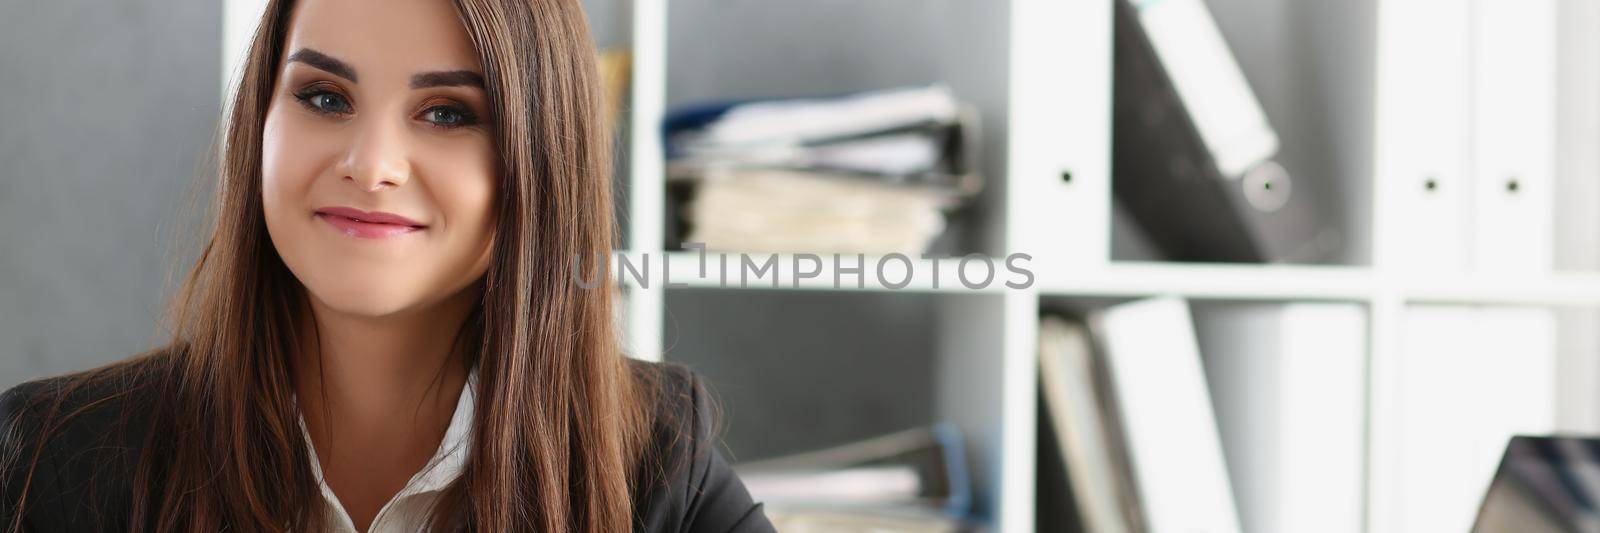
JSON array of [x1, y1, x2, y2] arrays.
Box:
[[337, 119, 412, 192]]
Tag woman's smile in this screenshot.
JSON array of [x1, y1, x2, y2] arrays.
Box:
[[314, 206, 427, 239]]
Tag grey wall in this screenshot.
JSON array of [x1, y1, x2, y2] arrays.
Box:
[[0, 1, 222, 389], [583, 0, 632, 49]]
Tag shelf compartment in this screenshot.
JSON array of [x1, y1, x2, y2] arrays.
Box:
[[661, 0, 1012, 258], [662, 288, 1010, 522], [1035, 297, 1370, 533]]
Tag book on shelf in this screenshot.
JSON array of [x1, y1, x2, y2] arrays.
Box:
[[1111, 0, 1334, 263], [1036, 316, 1141, 533], [664, 84, 982, 255], [736, 423, 977, 532]]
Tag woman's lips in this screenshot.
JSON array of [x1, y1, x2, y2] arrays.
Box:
[[314, 207, 426, 239]]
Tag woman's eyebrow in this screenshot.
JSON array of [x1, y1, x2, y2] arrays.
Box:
[[286, 48, 357, 83], [284, 47, 481, 89], [411, 70, 485, 90]]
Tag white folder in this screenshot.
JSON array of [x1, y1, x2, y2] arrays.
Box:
[[1193, 303, 1366, 533], [1381, 305, 1557, 533], [1009, 0, 1112, 270], [1470, 0, 1556, 272], [1094, 297, 1242, 533], [1373, 0, 1473, 272], [1135, 0, 1278, 178]]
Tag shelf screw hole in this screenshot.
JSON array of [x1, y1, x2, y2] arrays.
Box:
[[1424, 178, 1438, 192], [1506, 178, 1521, 194], [1060, 170, 1073, 184]]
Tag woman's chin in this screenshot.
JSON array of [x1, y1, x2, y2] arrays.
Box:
[[304, 283, 425, 319]]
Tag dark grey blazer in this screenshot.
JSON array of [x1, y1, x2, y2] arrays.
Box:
[[0, 359, 774, 532]]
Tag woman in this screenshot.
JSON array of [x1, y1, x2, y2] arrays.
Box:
[[0, 0, 773, 531]]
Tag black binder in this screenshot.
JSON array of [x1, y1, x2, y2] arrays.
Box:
[[1111, 0, 1332, 263]]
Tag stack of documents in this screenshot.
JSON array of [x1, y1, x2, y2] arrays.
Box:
[[665, 85, 981, 254], [736, 423, 979, 532]]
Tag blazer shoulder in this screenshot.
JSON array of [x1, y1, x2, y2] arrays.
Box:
[[2, 363, 164, 532], [627, 360, 775, 533], [629, 360, 725, 471], [1, 364, 161, 439], [1, 372, 140, 448]]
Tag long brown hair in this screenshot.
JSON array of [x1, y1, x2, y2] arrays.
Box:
[[2, 0, 654, 530]]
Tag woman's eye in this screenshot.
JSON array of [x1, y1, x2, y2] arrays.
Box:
[[293, 88, 352, 116], [422, 105, 478, 129]]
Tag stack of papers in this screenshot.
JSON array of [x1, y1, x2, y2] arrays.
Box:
[[736, 423, 979, 532], [665, 85, 981, 254]]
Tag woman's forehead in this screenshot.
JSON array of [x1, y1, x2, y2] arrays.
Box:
[[281, 0, 483, 81]]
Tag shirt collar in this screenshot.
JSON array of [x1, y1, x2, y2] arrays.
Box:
[[404, 364, 477, 494], [297, 364, 479, 499]]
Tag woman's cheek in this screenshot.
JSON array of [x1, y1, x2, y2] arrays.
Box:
[[424, 140, 498, 276], [259, 110, 299, 235], [259, 106, 352, 296], [260, 108, 328, 216]]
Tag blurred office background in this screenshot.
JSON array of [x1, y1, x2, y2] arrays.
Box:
[[0, 0, 221, 383], [6, 0, 1600, 532]]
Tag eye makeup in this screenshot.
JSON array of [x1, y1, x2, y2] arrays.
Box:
[[416, 100, 481, 130], [290, 82, 484, 132], [292, 83, 354, 116], [280, 46, 490, 131]]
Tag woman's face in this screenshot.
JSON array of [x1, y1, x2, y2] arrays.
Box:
[[262, 0, 497, 318]]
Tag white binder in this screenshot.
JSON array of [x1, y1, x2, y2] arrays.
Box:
[[1470, 0, 1555, 272], [1134, 0, 1278, 178], [1094, 297, 1242, 533], [1009, 0, 1112, 273], [1382, 305, 1557, 533], [1373, 0, 1473, 272], [1377, 0, 1557, 273], [1193, 303, 1366, 533]]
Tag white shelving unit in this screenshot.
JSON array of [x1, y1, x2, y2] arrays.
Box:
[[224, 0, 1600, 530], [618, 0, 1112, 526], [613, 1, 1600, 532]]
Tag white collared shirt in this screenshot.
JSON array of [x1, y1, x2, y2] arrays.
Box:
[[296, 367, 477, 532]]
